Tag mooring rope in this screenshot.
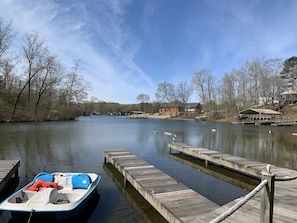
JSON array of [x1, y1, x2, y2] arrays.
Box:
[[26, 209, 35, 223], [209, 179, 268, 223]]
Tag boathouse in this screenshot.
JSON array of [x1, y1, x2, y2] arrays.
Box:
[[238, 108, 282, 122], [131, 111, 145, 114]]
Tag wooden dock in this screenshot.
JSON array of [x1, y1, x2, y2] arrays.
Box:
[[168, 143, 297, 222], [104, 146, 297, 223], [168, 142, 297, 181], [168, 153, 259, 191], [196, 173, 297, 222], [104, 149, 219, 223], [0, 160, 20, 193]]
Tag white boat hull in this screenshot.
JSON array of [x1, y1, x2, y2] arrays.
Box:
[[0, 172, 101, 221]]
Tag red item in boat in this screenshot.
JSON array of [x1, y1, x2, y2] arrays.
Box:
[[28, 179, 59, 191]]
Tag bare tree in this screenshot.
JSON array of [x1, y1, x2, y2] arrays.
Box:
[[206, 73, 216, 109], [261, 58, 284, 109], [155, 81, 175, 103], [218, 58, 284, 112], [192, 69, 207, 105], [136, 93, 150, 103], [219, 71, 236, 111], [136, 93, 150, 112], [0, 18, 14, 64], [34, 54, 63, 116], [63, 60, 90, 108], [1, 60, 14, 91], [175, 80, 193, 104], [246, 58, 267, 106], [235, 65, 249, 108], [13, 31, 47, 117], [0, 20, 92, 121], [192, 69, 216, 113], [0, 18, 15, 93]]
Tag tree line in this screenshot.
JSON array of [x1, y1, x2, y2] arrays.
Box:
[[148, 57, 297, 119], [1, 16, 297, 121], [0, 18, 89, 121]]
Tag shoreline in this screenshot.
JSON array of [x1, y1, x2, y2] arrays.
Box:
[[127, 113, 173, 119], [127, 113, 213, 121]]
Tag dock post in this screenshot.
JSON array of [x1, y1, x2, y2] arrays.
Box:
[[124, 176, 127, 187], [260, 165, 275, 223], [15, 168, 19, 178]]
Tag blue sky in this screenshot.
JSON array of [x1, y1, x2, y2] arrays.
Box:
[[1, 0, 297, 103]]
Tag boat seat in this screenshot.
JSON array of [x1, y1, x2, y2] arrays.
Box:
[[54, 193, 70, 204], [54, 174, 92, 191], [54, 175, 73, 190], [25, 188, 59, 208]]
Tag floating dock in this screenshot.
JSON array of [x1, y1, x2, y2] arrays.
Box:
[[168, 143, 297, 222], [168, 142, 297, 181], [104, 147, 297, 222], [0, 160, 20, 193], [104, 149, 218, 223]]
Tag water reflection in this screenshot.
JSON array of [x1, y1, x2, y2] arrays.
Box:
[[168, 153, 259, 191], [1, 117, 297, 222], [175, 122, 297, 170], [103, 163, 167, 223]]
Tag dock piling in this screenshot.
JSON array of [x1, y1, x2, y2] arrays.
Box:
[[261, 170, 275, 223], [0, 160, 20, 193]]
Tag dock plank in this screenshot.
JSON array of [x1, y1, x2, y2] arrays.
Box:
[[168, 143, 297, 180], [0, 160, 20, 192], [104, 149, 218, 223], [168, 143, 297, 222], [104, 146, 297, 222]]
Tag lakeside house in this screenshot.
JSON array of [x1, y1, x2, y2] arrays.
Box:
[[280, 90, 297, 104], [159, 101, 202, 115]]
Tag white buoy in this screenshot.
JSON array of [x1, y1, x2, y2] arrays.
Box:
[[268, 130, 271, 133], [211, 129, 216, 132]]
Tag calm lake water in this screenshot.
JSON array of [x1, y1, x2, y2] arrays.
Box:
[[1, 116, 297, 222]]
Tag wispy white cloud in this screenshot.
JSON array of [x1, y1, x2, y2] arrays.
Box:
[[1, 0, 297, 103], [183, 0, 297, 78], [0, 0, 155, 103]]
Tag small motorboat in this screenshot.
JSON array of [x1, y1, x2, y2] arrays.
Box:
[[0, 172, 101, 221]]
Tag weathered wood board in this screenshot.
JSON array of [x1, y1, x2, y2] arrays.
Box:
[[168, 142, 297, 180], [104, 147, 297, 222], [104, 149, 218, 223], [0, 160, 20, 192]]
